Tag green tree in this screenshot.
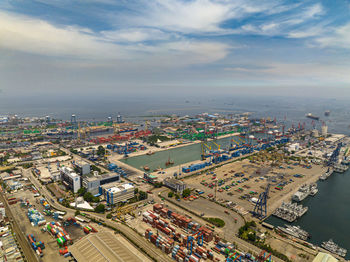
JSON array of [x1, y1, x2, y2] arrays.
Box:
[[84, 192, 93, 202], [182, 188, 191, 198], [248, 232, 256, 242], [95, 204, 105, 213], [97, 146, 105, 156], [175, 194, 180, 200], [138, 191, 148, 200], [75, 210, 80, 216], [92, 196, 100, 203], [77, 187, 87, 196], [106, 213, 112, 219], [154, 182, 163, 188], [134, 188, 139, 194], [168, 191, 174, 198]]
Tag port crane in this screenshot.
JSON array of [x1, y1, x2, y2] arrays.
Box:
[[201, 142, 212, 160], [226, 252, 242, 262], [257, 250, 272, 262], [252, 183, 270, 220], [186, 231, 204, 255], [328, 142, 342, 166], [212, 141, 221, 151]]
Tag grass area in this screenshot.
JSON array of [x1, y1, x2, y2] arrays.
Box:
[[207, 217, 225, 228]]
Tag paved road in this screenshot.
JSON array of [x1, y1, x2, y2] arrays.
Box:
[[0, 191, 38, 262], [153, 188, 285, 262], [21, 168, 172, 262]]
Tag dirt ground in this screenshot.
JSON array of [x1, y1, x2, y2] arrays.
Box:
[[9, 186, 94, 261], [10, 188, 68, 262]]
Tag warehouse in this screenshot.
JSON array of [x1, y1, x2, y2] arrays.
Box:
[[69, 231, 150, 262]]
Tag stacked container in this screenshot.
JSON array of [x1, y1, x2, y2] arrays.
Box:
[[46, 222, 71, 246]]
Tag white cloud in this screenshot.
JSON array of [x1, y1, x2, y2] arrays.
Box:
[[0, 11, 231, 66], [302, 3, 324, 19], [0, 11, 127, 59], [101, 28, 174, 43], [315, 23, 350, 49], [116, 0, 289, 34]]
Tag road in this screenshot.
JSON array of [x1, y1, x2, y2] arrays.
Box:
[[20, 150, 283, 262], [0, 190, 39, 262], [21, 168, 172, 262], [152, 188, 285, 262]]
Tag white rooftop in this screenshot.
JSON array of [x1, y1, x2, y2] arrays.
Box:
[[107, 183, 134, 193]]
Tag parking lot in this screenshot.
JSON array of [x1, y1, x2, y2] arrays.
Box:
[[184, 158, 326, 216]]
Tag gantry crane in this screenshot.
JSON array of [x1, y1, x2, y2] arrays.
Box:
[[252, 183, 270, 220]]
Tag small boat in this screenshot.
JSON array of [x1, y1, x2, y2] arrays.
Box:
[[165, 156, 174, 166], [146, 151, 154, 155], [143, 165, 150, 171], [153, 166, 162, 172]]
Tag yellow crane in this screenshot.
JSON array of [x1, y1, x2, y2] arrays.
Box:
[[212, 141, 221, 150], [231, 138, 239, 145], [238, 137, 246, 143], [201, 142, 211, 160], [145, 121, 151, 131]]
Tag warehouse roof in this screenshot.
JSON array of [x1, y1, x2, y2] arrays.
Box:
[[312, 252, 338, 262], [69, 231, 149, 262]]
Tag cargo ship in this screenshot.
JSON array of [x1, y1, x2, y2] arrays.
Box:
[[319, 168, 333, 181], [292, 184, 311, 202], [321, 239, 347, 257], [277, 225, 310, 240], [306, 113, 319, 120]]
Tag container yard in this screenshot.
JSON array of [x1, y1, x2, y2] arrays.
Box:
[[27, 233, 45, 257], [133, 203, 273, 262], [27, 208, 46, 226]]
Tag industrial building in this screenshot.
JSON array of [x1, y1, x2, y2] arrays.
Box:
[[69, 231, 149, 262], [60, 167, 81, 193], [100, 182, 134, 205], [312, 252, 338, 262], [73, 160, 91, 175], [163, 177, 187, 193], [82, 172, 120, 195]]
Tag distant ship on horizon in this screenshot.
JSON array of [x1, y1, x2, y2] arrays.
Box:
[[325, 110, 330, 116], [306, 113, 319, 120]]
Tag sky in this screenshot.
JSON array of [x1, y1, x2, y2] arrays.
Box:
[[1, 0, 350, 98]]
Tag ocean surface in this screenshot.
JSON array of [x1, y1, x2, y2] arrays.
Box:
[[265, 169, 350, 259], [1, 94, 350, 135]]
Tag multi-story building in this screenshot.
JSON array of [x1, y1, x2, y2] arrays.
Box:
[[82, 173, 120, 195], [73, 160, 91, 175], [163, 177, 187, 193], [60, 167, 81, 193], [101, 183, 134, 205]]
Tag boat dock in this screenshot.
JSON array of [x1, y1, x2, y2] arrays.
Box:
[[273, 201, 308, 222]]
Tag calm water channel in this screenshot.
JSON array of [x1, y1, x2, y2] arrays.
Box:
[[265, 170, 350, 259], [120, 135, 243, 171]]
